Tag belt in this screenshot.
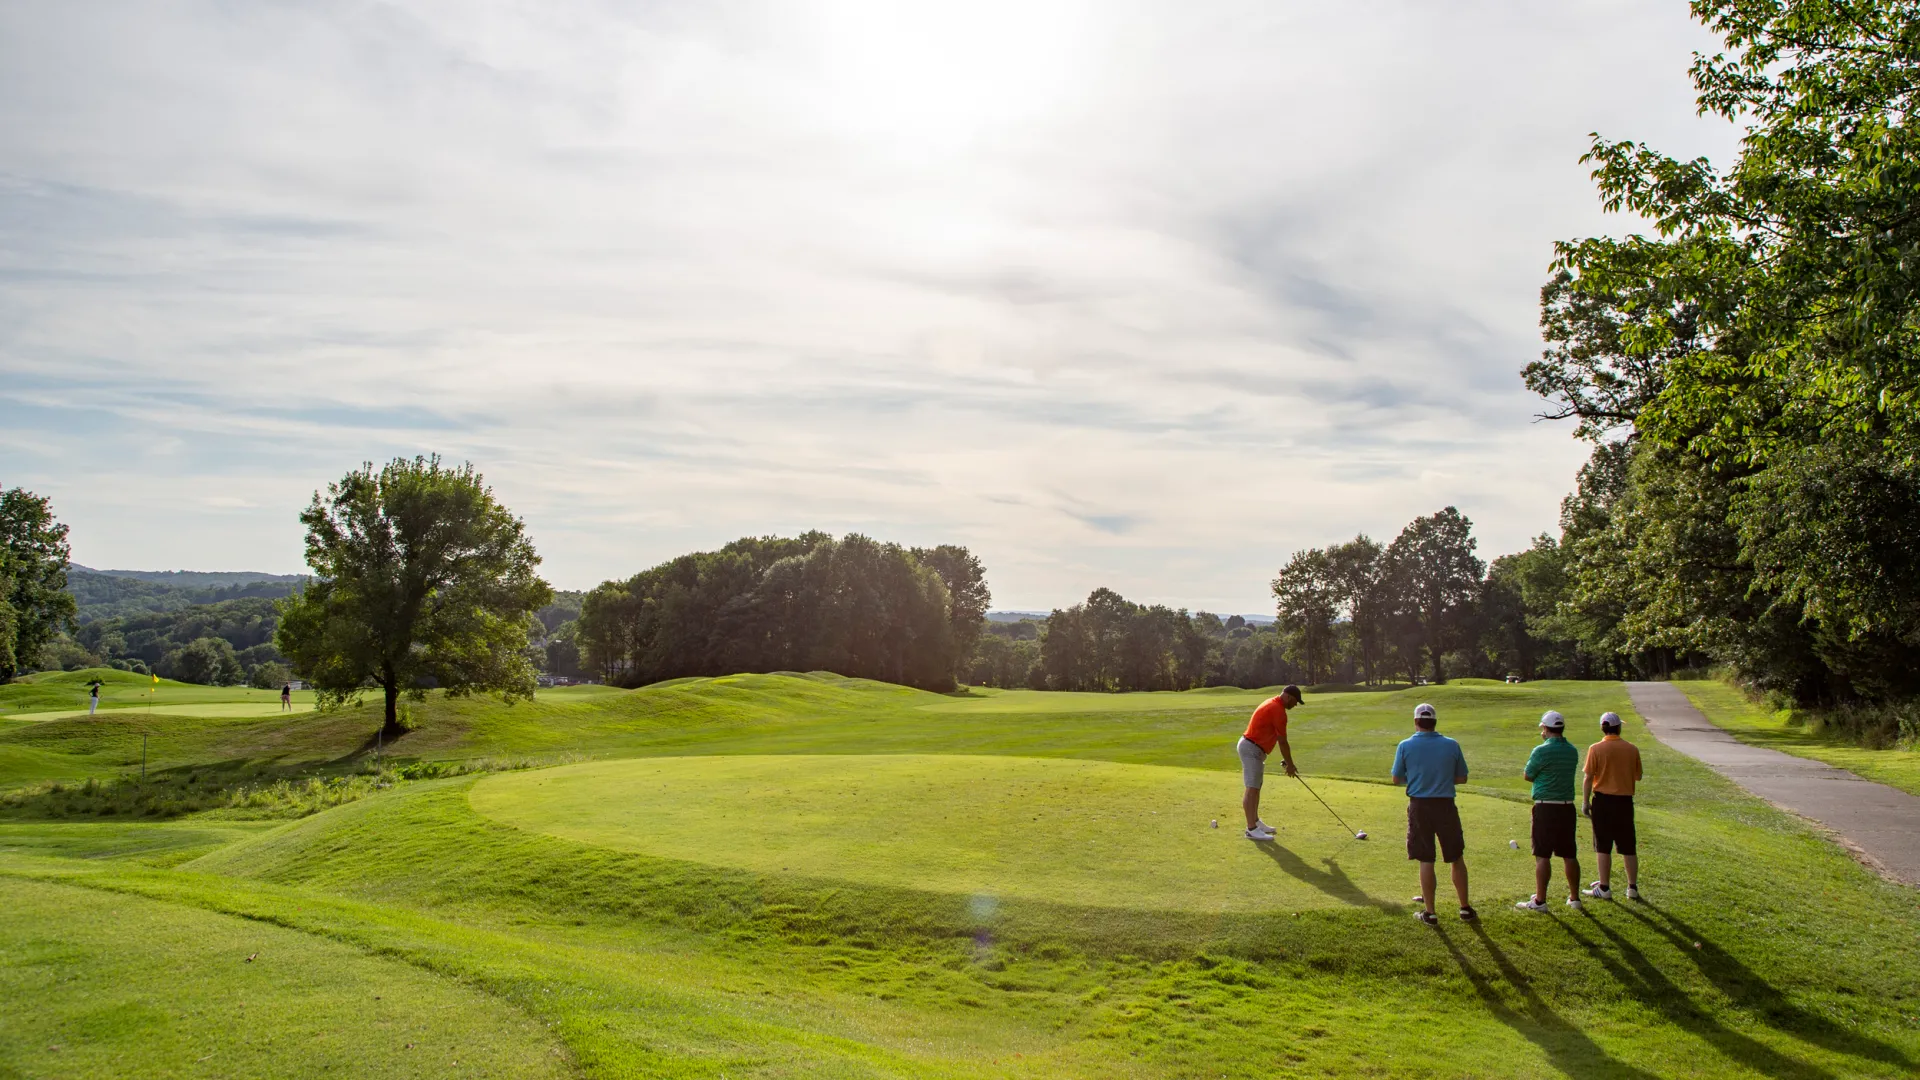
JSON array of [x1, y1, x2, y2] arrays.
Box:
[[1534, 800, 1574, 805]]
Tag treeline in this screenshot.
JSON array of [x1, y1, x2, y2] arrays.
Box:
[[971, 597, 1293, 692], [66, 567, 303, 621], [1514, 4, 1920, 743], [37, 598, 291, 687], [968, 507, 1519, 694], [574, 533, 988, 691]]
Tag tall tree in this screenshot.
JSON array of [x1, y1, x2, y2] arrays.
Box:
[[277, 457, 552, 735], [1326, 536, 1389, 684], [912, 545, 992, 677], [1385, 508, 1485, 685], [1529, 1, 1920, 702], [1272, 548, 1339, 686], [0, 486, 76, 680]]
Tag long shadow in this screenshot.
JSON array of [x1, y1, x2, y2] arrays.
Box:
[[1620, 902, 1915, 1071], [1438, 922, 1666, 1080], [1254, 840, 1400, 912], [1552, 911, 1841, 1080]]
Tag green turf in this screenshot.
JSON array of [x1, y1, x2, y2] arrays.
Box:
[[8, 701, 319, 722], [1676, 680, 1920, 798], [0, 876, 569, 1079], [471, 753, 1546, 912], [2, 674, 1918, 1079], [0, 668, 319, 719]]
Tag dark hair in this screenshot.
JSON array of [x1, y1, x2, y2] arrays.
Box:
[[1601, 718, 1622, 733], [1415, 714, 1437, 731], [1282, 684, 1303, 701]]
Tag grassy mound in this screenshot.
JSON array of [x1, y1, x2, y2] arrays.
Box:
[[471, 753, 1544, 912]]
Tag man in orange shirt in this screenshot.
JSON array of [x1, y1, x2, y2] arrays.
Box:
[[1236, 685, 1302, 840], [1582, 710, 1644, 901]]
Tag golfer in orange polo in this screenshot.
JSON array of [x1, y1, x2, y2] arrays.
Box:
[[1583, 711, 1645, 901], [1236, 685, 1302, 840]]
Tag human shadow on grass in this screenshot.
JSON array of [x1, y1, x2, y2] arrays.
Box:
[[1254, 841, 1399, 912], [1550, 911, 1844, 1080], [1619, 903, 1914, 1072], [1438, 922, 1665, 1080]]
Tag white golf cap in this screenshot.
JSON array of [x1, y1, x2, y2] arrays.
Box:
[[1600, 711, 1622, 728], [1414, 703, 1437, 720], [1540, 710, 1566, 730]]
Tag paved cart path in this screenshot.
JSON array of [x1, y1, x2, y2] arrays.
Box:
[[1627, 681, 1920, 886]]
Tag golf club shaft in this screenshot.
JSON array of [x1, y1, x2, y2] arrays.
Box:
[[1294, 774, 1357, 834]]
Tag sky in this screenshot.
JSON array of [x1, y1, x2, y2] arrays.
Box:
[[0, 1, 1738, 613]]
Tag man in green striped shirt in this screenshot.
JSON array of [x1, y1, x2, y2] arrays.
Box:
[[1515, 710, 1583, 911]]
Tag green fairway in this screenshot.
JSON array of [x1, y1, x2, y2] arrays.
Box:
[[7, 702, 319, 722], [0, 877, 569, 1079], [0, 669, 317, 720], [3, 674, 1918, 1079], [472, 753, 1542, 911]]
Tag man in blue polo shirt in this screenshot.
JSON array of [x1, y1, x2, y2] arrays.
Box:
[[1391, 702, 1475, 925]]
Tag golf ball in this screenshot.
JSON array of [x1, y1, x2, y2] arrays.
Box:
[[1210, 819, 1218, 828], [1510, 840, 1520, 849]]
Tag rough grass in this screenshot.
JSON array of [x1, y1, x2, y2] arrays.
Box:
[[2, 675, 1918, 1079], [1676, 680, 1920, 798]]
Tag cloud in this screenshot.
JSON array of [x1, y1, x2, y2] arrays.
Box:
[[0, 1, 1736, 611]]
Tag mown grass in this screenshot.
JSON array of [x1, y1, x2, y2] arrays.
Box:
[[1, 675, 1917, 1078], [0, 668, 318, 719], [1676, 680, 1920, 798], [0, 876, 569, 1079]]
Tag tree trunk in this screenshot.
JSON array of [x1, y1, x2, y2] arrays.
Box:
[[382, 680, 402, 738]]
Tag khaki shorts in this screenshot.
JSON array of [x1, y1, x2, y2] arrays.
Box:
[[1236, 737, 1267, 789]]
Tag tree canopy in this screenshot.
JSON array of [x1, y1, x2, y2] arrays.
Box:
[[575, 533, 980, 691], [1524, 0, 1920, 706], [277, 457, 552, 733], [0, 486, 76, 681]]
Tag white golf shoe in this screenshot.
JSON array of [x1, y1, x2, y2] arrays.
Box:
[[1244, 825, 1275, 841], [1584, 882, 1613, 901], [1514, 897, 1551, 912]]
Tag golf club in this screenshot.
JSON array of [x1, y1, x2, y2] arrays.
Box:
[[1294, 774, 1367, 840]]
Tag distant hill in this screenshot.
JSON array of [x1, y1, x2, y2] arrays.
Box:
[[74, 567, 305, 589], [67, 566, 307, 622], [987, 609, 1274, 625]]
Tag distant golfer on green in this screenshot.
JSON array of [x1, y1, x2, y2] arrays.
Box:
[[1392, 702, 1475, 925], [1583, 711, 1644, 901], [88, 680, 101, 716], [281, 683, 293, 712], [1516, 710, 1583, 911], [1236, 685, 1302, 840]]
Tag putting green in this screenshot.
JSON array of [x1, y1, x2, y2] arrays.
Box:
[[6, 702, 317, 722], [470, 754, 1538, 913]]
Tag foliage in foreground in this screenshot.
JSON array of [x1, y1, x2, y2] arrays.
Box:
[[1525, 0, 1920, 707]]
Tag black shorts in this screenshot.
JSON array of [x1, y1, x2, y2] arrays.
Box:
[[1590, 793, 1637, 856], [1531, 803, 1578, 859], [1406, 797, 1465, 864]]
